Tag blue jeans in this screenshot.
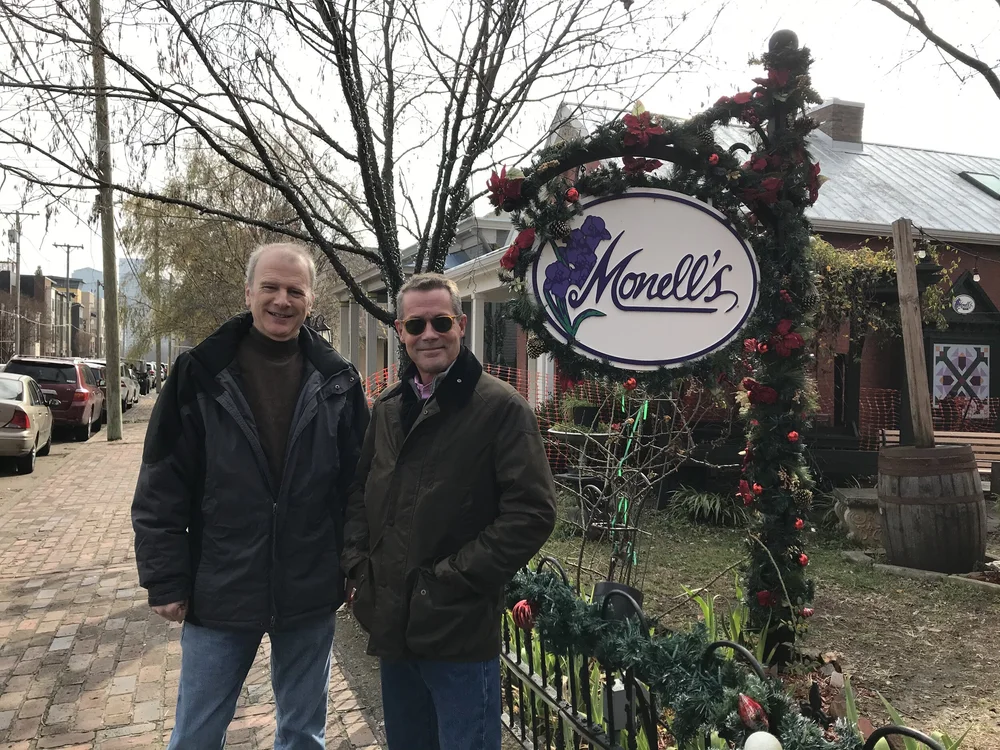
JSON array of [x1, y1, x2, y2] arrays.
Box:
[[167, 617, 335, 750], [380, 657, 501, 750]]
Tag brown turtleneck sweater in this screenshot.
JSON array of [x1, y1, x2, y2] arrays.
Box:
[[236, 326, 304, 485]]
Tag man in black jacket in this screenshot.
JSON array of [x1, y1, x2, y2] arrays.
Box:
[[132, 243, 369, 749]]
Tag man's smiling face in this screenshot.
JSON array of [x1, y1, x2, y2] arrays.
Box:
[[245, 249, 314, 341]]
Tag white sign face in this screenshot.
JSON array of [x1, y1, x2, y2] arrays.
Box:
[[953, 294, 976, 315], [530, 189, 759, 370]]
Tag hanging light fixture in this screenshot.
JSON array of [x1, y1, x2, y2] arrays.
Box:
[[973, 256, 981, 283]]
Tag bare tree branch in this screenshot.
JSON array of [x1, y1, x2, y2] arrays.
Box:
[[870, 0, 1000, 100], [0, 0, 720, 325]]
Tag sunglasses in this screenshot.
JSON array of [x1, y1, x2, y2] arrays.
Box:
[[400, 315, 459, 336]]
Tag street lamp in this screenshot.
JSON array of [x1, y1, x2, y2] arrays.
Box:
[[306, 314, 332, 343]]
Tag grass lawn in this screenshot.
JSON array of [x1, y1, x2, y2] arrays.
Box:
[[540, 510, 1000, 749]]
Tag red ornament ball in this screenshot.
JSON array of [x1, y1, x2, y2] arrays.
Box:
[[566, 187, 580, 203], [800, 607, 814, 618], [757, 342, 768, 354], [756, 590, 775, 607], [794, 518, 805, 530], [511, 599, 536, 630], [708, 153, 720, 165], [743, 338, 758, 353], [737, 693, 769, 730], [798, 553, 809, 567], [752, 483, 763, 496], [787, 430, 800, 443], [624, 377, 638, 391]]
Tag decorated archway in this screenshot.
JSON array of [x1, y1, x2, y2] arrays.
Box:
[[497, 31, 822, 657]]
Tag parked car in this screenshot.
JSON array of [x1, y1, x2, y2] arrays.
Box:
[[83, 361, 109, 423], [84, 359, 138, 417], [4, 356, 105, 441], [121, 363, 140, 407], [0, 372, 55, 474]]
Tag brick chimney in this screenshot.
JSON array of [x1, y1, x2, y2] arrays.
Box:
[[810, 98, 865, 144]]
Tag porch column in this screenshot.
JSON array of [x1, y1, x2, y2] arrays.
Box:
[[365, 310, 379, 381], [527, 348, 538, 409], [470, 295, 486, 361], [386, 312, 399, 378], [339, 301, 350, 354], [341, 301, 361, 367]]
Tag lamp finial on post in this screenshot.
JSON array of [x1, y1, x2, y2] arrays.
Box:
[[768, 29, 799, 53]]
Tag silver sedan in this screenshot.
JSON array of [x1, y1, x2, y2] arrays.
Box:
[[0, 372, 55, 474]]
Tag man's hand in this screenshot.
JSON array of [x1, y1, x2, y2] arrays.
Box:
[[152, 600, 188, 623], [345, 582, 357, 610]]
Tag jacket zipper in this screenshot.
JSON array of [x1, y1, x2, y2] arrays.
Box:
[[218, 366, 348, 632]]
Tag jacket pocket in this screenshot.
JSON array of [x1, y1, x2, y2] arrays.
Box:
[[404, 568, 496, 658]]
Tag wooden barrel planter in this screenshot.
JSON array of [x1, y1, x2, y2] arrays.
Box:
[[878, 444, 987, 574]]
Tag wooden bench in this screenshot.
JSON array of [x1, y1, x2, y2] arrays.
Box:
[[881, 429, 1000, 485]]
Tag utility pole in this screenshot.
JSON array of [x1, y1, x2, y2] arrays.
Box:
[[53, 244, 83, 357], [1, 210, 39, 355], [154, 218, 161, 392], [90, 0, 122, 441], [166, 272, 173, 372], [95, 280, 102, 358]]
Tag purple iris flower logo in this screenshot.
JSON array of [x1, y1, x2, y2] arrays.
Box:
[[543, 216, 611, 337]]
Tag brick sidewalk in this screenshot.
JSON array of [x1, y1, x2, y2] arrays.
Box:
[[0, 400, 381, 749]]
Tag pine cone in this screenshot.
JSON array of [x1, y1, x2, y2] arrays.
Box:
[[793, 487, 813, 506], [527, 334, 547, 359], [801, 293, 819, 310], [549, 221, 572, 241], [698, 128, 715, 148]]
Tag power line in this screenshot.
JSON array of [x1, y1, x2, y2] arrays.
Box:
[[915, 225, 1000, 267]]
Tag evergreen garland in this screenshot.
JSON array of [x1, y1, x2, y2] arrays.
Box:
[[507, 569, 863, 750], [495, 33, 825, 649]]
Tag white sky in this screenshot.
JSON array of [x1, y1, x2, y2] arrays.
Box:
[[0, 0, 997, 279]]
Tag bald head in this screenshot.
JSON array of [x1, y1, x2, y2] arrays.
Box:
[[246, 243, 317, 291]]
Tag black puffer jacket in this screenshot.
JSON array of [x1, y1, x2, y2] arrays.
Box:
[[132, 313, 369, 631]]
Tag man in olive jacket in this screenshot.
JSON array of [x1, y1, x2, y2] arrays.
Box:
[[342, 273, 556, 750]]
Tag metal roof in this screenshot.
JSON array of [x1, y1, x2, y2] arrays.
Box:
[[716, 125, 1000, 241]]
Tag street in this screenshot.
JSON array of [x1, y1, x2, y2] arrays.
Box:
[[0, 396, 381, 750]]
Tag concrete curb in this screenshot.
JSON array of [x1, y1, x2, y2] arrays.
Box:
[[842, 551, 1000, 593]]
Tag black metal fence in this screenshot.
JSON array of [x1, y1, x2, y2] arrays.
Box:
[[500, 558, 946, 750], [500, 559, 657, 750]]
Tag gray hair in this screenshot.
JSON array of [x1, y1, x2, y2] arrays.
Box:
[[245, 242, 317, 290], [396, 273, 462, 318]]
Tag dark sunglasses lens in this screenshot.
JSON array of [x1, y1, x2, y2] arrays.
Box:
[[403, 319, 426, 335], [430, 316, 454, 333]]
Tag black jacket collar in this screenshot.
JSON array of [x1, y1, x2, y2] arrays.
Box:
[[397, 346, 483, 409], [189, 312, 352, 380]]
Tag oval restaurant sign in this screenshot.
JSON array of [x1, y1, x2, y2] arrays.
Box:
[[530, 189, 759, 370], [952, 294, 975, 315]]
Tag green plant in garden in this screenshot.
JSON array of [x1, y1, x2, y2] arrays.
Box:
[[669, 486, 749, 527]]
